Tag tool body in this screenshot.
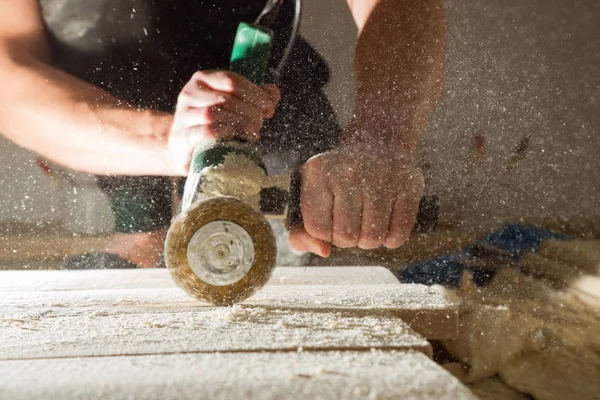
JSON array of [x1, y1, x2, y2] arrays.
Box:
[[165, 140, 291, 306], [164, 18, 289, 306]]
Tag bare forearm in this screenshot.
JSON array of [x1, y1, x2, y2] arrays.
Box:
[[0, 57, 175, 176], [344, 0, 447, 157]]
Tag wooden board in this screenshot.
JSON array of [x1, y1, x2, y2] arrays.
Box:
[[0, 266, 401, 291], [0, 351, 477, 400], [0, 267, 458, 340], [0, 267, 470, 399], [0, 303, 431, 360], [249, 284, 458, 340]]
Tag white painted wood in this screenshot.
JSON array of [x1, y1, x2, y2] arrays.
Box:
[[0, 351, 477, 400], [0, 303, 431, 360], [0, 268, 458, 339]]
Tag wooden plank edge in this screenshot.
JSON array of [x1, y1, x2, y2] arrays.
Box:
[[1, 342, 433, 362]]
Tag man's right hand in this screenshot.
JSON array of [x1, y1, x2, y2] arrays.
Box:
[[167, 70, 280, 175]]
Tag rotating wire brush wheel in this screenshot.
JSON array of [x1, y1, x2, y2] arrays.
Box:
[[165, 196, 277, 306]]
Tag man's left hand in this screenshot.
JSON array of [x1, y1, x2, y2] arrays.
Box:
[[288, 146, 424, 257]]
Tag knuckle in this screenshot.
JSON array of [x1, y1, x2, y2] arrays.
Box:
[[217, 71, 237, 91], [266, 108, 276, 119], [250, 117, 263, 129], [358, 223, 386, 249], [270, 86, 281, 101], [339, 164, 357, 181], [222, 124, 237, 139], [303, 219, 331, 241], [302, 157, 325, 179], [288, 236, 306, 252], [177, 90, 190, 104], [384, 224, 410, 248], [407, 170, 425, 193], [414, 171, 425, 188], [244, 121, 262, 139], [192, 70, 207, 82], [216, 93, 230, 105]]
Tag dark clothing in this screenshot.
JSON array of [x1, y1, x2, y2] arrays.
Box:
[[39, 0, 341, 232]]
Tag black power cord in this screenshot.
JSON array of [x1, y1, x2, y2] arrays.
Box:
[[255, 0, 286, 27], [275, 0, 301, 79], [255, 0, 302, 82]]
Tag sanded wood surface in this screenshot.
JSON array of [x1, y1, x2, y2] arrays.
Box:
[[1, 303, 431, 360], [0, 266, 401, 291], [0, 267, 458, 340], [0, 267, 470, 399], [0, 351, 476, 400]]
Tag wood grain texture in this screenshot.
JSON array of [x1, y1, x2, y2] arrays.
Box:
[[0, 268, 459, 340], [0, 302, 431, 360], [0, 351, 477, 400], [0, 267, 471, 399]]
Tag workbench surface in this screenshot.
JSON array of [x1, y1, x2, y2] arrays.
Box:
[[0, 267, 474, 399]]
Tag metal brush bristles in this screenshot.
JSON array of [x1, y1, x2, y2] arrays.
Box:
[[164, 196, 277, 306]]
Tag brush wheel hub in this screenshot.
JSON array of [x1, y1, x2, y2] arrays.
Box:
[[187, 221, 255, 286]]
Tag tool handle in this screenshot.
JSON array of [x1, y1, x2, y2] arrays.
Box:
[[285, 169, 439, 235], [229, 22, 274, 86]]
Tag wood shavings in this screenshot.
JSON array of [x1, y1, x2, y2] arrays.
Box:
[[443, 267, 600, 399], [199, 153, 266, 208]]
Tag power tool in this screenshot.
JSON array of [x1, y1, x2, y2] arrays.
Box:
[[164, 0, 439, 306], [164, 1, 299, 306]]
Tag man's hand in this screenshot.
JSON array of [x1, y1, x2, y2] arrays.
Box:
[[288, 146, 424, 257], [167, 70, 280, 175]]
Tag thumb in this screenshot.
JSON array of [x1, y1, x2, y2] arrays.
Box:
[[288, 226, 331, 258]]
